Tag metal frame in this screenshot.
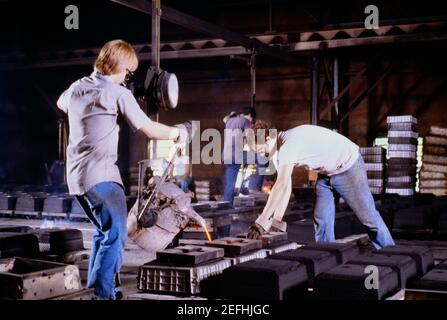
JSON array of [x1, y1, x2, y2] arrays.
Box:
[[339, 63, 393, 122], [110, 0, 295, 63], [151, 0, 161, 72], [2, 19, 446, 70]]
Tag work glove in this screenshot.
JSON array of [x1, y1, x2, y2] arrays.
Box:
[[247, 223, 266, 240], [271, 219, 287, 232], [174, 121, 196, 144]]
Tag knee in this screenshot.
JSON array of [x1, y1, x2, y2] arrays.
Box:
[[103, 218, 127, 245]]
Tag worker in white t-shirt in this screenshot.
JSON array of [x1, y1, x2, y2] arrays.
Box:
[[171, 148, 192, 193], [246, 121, 395, 250]]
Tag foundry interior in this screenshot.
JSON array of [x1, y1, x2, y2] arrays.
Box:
[[1, 0, 447, 301]]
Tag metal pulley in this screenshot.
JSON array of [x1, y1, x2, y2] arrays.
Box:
[[144, 66, 179, 112]]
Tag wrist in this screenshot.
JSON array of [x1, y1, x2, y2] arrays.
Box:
[[171, 127, 180, 141], [255, 215, 272, 232]]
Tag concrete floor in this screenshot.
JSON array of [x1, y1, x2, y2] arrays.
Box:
[[2, 216, 447, 300]]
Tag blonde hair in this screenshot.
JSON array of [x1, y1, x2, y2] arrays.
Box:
[[94, 39, 138, 75]]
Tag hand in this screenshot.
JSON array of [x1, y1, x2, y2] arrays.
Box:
[[247, 223, 265, 240], [174, 121, 194, 144], [271, 219, 287, 232]]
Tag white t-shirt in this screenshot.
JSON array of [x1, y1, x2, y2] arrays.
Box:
[[173, 155, 191, 177], [276, 125, 359, 176]]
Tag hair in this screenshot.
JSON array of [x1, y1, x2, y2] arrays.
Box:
[[250, 120, 276, 143], [240, 107, 256, 119], [94, 39, 138, 75]]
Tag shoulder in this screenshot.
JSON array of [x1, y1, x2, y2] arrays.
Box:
[[101, 82, 134, 103], [115, 85, 133, 99]]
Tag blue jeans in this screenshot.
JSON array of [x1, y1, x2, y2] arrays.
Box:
[[223, 152, 268, 203], [313, 155, 395, 249], [175, 176, 191, 193], [76, 182, 127, 299]]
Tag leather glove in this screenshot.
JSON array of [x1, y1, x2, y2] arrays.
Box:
[[174, 121, 195, 144], [271, 219, 287, 232], [247, 223, 266, 240]]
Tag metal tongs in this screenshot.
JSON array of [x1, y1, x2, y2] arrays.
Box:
[[136, 144, 183, 222]]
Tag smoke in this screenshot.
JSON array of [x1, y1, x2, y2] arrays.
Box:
[[39, 218, 74, 229]]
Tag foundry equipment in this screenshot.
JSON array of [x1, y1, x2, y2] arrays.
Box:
[[127, 145, 207, 253]]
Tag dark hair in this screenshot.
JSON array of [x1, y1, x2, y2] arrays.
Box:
[[250, 120, 276, 142], [239, 107, 256, 119]]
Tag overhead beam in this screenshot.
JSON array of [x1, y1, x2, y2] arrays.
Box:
[[110, 0, 296, 63], [292, 31, 447, 51], [0, 46, 250, 70], [2, 27, 447, 70]]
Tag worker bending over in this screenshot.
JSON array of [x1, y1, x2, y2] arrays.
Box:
[[246, 121, 395, 250]]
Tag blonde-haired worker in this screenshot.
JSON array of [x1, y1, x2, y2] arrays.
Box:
[[57, 40, 189, 299]]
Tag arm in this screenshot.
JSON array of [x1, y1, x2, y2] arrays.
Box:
[[118, 90, 180, 141], [56, 88, 71, 114], [139, 121, 179, 140], [272, 176, 292, 221], [255, 164, 294, 230], [181, 162, 191, 180]]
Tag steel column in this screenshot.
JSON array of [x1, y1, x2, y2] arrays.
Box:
[[151, 0, 161, 71], [310, 55, 320, 125], [332, 57, 339, 128], [250, 52, 256, 109]]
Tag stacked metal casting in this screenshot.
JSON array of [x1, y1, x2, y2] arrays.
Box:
[[360, 147, 386, 195], [419, 126, 447, 196], [386, 115, 419, 196]]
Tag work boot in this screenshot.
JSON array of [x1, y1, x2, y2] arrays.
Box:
[[115, 290, 124, 300]]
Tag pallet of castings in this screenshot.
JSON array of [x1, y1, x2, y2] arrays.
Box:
[[30, 228, 84, 255], [219, 258, 308, 300], [0, 232, 40, 259], [300, 242, 360, 264], [407, 268, 447, 292], [387, 115, 417, 124], [270, 248, 338, 287], [0, 257, 82, 300], [314, 264, 399, 300], [348, 252, 417, 288], [375, 245, 434, 276]]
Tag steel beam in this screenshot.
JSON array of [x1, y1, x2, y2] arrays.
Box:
[[2, 18, 446, 70], [250, 52, 256, 109], [310, 55, 320, 125], [151, 0, 161, 71], [332, 57, 339, 121], [292, 31, 447, 51], [110, 0, 295, 63]]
